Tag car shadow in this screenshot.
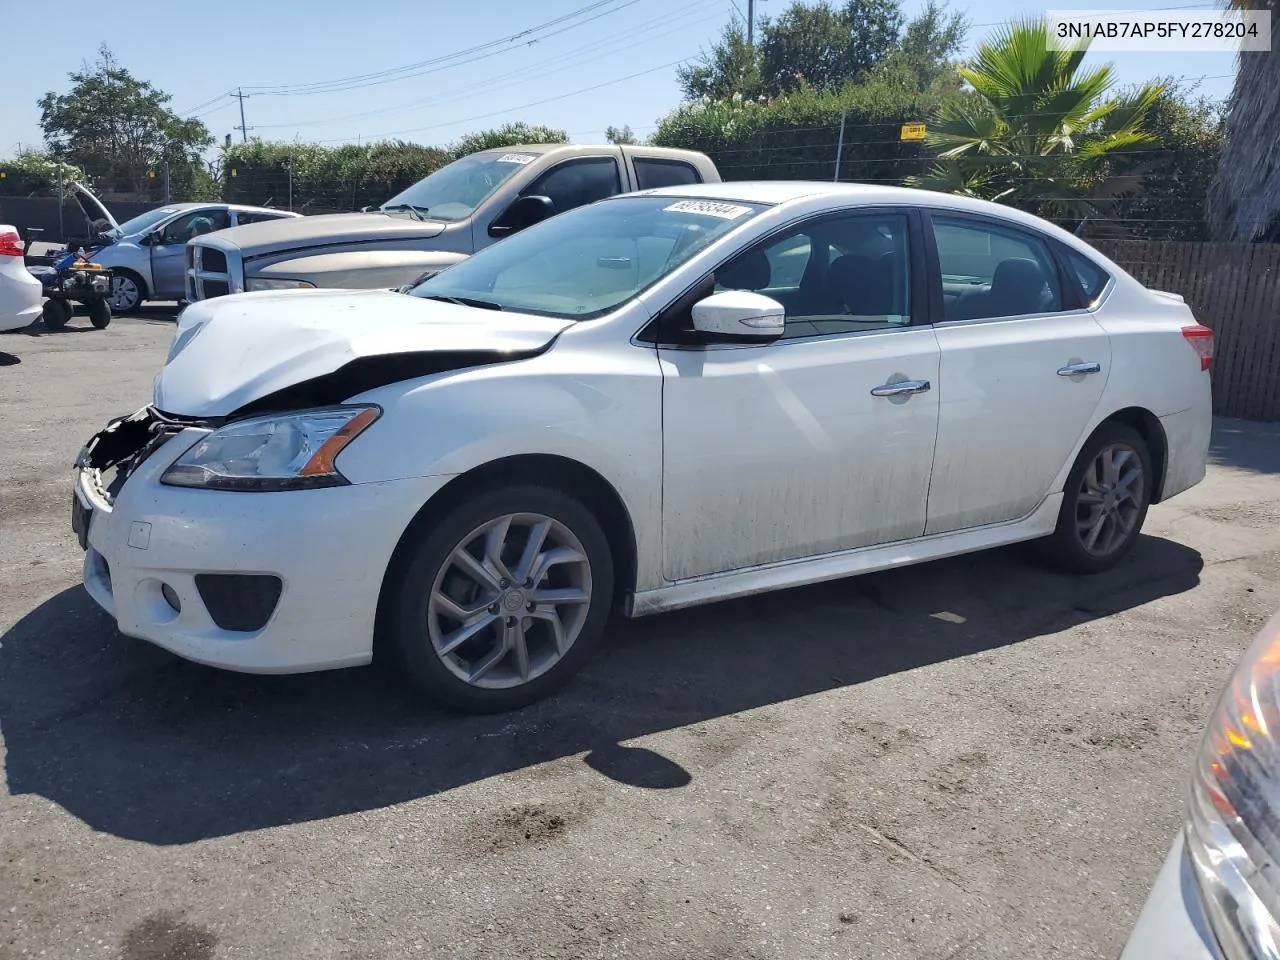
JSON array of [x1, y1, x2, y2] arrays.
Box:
[[0, 351, 18, 366], [1210, 418, 1280, 475], [0, 535, 1203, 846]]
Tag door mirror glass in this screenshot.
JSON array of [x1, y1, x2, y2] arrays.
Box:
[[489, 194, 554, 238], [690, 290, 785, 342]]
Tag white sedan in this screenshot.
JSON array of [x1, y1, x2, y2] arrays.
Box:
[[0, 225, 43, 332], [71, 183, 1214, 712]]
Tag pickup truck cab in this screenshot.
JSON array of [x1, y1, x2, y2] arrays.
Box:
[[185, 143, 721, 301]]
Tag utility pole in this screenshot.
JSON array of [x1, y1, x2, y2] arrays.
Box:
[[163, 160, 171, 203], [747, 0, 755, 46], [233, 87, 253, 142]]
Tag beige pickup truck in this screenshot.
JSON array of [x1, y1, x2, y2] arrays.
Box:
[[184, 143, 721, 301]]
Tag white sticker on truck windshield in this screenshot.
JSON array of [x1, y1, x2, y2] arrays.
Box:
[[496, 153, 537, 164], [663, 200, 752, 220]]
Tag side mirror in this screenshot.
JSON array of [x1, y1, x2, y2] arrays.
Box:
[[690, 290, 785, 343], [488, 194, 554, 238]]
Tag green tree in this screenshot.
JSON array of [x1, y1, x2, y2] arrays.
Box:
[[448, 121, 568, 159], [1110, 82, 1224, 240], [908, 20, 1164, 224], [677, 16, 762, 101], [758, 0, 903, 96], [870, 0, 968, 93], [37, 45, 212, 197], [605, 124, 638, 145]]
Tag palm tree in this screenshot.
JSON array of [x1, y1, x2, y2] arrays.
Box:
[[908, 19, 1164, 226], [1208, 0, 1279, 241]]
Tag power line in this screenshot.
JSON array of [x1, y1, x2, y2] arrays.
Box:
[[251, 0, 725, 131], [312, 57, 693, 144], [243, 0, 640, 97]]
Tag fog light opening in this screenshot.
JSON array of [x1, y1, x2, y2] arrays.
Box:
[[160, 582, 181, 613]]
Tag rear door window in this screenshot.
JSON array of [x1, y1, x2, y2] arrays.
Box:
[[931, 216, 1063, 321], [634, 158, 702, 190]]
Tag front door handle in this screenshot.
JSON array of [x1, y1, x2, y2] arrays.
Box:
[[1057, 361, 1102, 377], [870, 379, 931, 398]]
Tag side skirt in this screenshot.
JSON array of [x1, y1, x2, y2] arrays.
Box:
[[624, 494, 1063, 618]]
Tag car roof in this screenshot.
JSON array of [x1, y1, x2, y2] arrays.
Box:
[[634, 181, 1066, 233]]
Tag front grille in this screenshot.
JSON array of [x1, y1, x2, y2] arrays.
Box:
[[195, 574, 283, 632], [202, 248, 228, 273], [201, 280, 230, 298], [185, 246, 195, 271]]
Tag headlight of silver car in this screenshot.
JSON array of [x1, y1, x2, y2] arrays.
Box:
[[1187, 610, 1280, 959], [244, 278, 316, 292], [161, 406, 379, 491]]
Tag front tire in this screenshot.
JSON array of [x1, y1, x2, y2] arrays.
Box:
[[387, 485, 614, 713], [108, 272, 144, 314], [88, 299, 112, 329], [1040, 421, 1152, 574], [42, 298, 71, 331]]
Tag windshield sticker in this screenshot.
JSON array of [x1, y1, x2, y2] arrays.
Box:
[[663, 200, 752, 220], [496, 153, 537, 165]]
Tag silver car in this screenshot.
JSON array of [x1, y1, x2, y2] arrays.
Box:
[[86, 200, 300, 312]]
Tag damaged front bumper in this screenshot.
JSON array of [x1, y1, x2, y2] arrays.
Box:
[[71, 406, 450, 674]]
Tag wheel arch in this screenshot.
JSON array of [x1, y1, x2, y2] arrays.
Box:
[[374, 454, 639, 655], [1099, 406, 1169, 502]]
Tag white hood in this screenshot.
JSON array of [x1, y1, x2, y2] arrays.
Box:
[[155, 288, 572, 417]]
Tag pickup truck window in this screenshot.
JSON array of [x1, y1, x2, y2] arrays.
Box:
[[411, 195, 765, 321], [381, 152, 535, 223], [634, 158, 701, 190], [522, 157, 622, 215]]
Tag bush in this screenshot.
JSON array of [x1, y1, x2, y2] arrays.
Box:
[[0, 153, 90, 196], [448, 122, 569, 160], [221, 141, 451, 212], [650, 81, 954, 184]]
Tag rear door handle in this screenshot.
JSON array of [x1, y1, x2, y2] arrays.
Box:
[[1057, 361, 1101, 377], [870, 379, 931, 398]]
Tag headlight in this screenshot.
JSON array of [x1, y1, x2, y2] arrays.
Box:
[[160, 406, 379, 491], [245, 278, 316, 292], [1187, 609, 1280, 959]]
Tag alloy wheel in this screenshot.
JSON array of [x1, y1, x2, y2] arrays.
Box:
[[426, 512, 593, 689], [1075, 442, 1144, 557]]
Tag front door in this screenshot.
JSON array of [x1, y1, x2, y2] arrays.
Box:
[[923, 213, 1111, 534], [150, 209, 230, 298], [659, 211, 941, 581]]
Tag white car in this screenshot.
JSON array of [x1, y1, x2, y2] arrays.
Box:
[[1122, 609, 1280, 960], [0, 225, 43, 332], [71, 183, 1214, 712]]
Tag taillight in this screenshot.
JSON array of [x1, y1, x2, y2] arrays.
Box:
[[1182, 324, 1214, 372], [0, 230, 23, 258]]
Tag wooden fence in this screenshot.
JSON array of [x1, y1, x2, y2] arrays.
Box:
[[1094, 240, 1280, 422]]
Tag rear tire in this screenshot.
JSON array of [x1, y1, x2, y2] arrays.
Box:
[[386, 485, 614, 713], [1039, 421, 1152, 574], [42, 299, 71, 331], [88, 299, 112, 329]]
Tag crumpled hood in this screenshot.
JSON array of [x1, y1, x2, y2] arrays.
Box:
[[156, 289, 572, 417], [203, 211, 445, 257]]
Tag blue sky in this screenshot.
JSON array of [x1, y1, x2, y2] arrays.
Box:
[[2, 0, 1238, 156]]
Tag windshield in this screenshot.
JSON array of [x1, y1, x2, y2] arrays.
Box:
[[113, 206, 183, 238], [410, 196, 767, 319], [381, 151, 540, 223]]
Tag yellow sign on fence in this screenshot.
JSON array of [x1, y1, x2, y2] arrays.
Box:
[[900, 122, 927, 141]]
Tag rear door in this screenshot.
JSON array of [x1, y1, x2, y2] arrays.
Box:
[[923, 211, 1111, 534], [150, 208, 231, 298]]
